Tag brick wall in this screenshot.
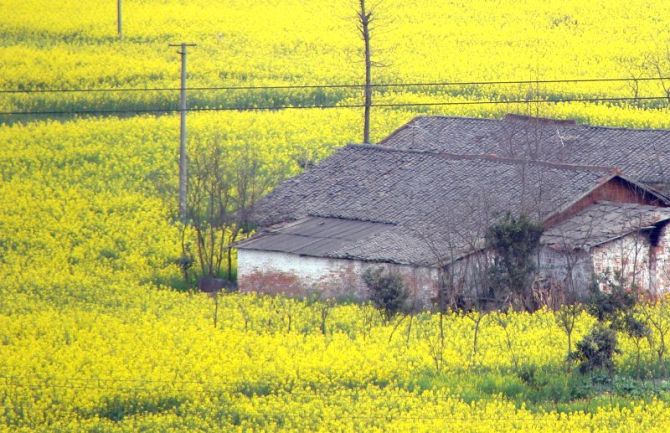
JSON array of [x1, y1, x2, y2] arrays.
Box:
[[591, 233, 651, 292], [652, 223, 670, 294]]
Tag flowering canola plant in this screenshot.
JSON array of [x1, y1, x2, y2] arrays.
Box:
[[3, 293, 670, 432], [3, 0, 670, 431]]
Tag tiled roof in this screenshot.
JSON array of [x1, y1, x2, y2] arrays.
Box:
[[237, 216, 441, 265], [242, 115, 670, 265], [381, 114, 670, 189], [236, 217, 394, 258], [542, 202, 670, 249], [246, 144, 616, 265]]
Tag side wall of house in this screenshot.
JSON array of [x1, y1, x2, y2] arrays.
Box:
[[536, 228, 670, 297], [652, 223, 670, 294], [536, 247, 594, 299], [591, 233, 652, 292], [237, 249, 440, 307], [447, 247, 594, 304]]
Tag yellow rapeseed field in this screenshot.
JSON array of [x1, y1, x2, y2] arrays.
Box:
[[3, 1, 670, 431]]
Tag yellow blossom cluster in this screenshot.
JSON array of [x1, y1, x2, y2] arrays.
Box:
[[4, 0, 670, 431], [3, 293, 670, 432], [2, 0, 670, 120]]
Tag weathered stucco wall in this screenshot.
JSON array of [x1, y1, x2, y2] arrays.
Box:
[[536, 247, 595, 300], [237, 249, 439, 307], [239, 222, 670, 307]]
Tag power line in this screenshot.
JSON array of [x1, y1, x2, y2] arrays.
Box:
[[0, 95, 667, 116], [2, 76, 670, 94]]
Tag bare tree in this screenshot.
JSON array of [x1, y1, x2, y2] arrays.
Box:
[[645, 45, 670, 104], [544, 217, 598, 369], [185, 138, 286, 286], [617, 56, 648, 105], [644, 297, 670, 377], [410, 224, 461, 372], [408, 192, 499, 371], [187, 143, 231, 280]]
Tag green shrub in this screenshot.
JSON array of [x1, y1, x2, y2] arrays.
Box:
[[362, 267, 409, 321], [94, 394, 186, 421], [570, 325, 620, 375], [485, 213, 543, 311]]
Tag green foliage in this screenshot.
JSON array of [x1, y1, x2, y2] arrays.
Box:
[[362, 267, 409, 321], [405, 367, 593, 407], [623, 313, 651, 340], [570, 325, 620, 375], [586, 279, 638, 325], [93, 395, 186, 422], [582, 279, 650, 378], [485, 213, 544, 311]]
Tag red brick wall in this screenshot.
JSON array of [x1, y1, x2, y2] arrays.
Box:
[[652, 223, 670, 295], [591, 233, 651, 292]]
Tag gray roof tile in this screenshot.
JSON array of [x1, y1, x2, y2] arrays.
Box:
[[381, 114, 670, 189], [246, 145, 617, 264], [543, 202, 670, 249], [243, 115, 670, 265]]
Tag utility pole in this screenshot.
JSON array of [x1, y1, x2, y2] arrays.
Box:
[[117, 0, 122, 39], [357, 0, 373, 144], [169, 42, 196, 222]]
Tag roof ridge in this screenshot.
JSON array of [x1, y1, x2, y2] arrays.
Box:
[[377, 115, 497, 145], [383, 114, 670, 133], [409, 114, 497, 122], [504, 113, 577, 125], [306, 214, 397, 225], [573, 122, 670, 133], [347, 143, 615, 173]]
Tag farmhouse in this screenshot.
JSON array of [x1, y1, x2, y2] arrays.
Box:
[[236, 115, 670, 307]]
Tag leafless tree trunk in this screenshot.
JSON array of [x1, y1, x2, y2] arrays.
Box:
[[467, 310, 487, 368], [409, 204, 496, 371], [494, 312, 520, 371], [644, 299, 670, 377], [212, 292, 220, 328], [184, 139, 287, 283], [646, 47, 670, 104], [547, 218, 595, 369], [617, 56, 647, 105]]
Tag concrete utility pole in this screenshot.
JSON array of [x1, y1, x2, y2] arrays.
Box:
[[169, 42, 196, 222], [117, 0, 122, 39], [357, 0, 373, 144]]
